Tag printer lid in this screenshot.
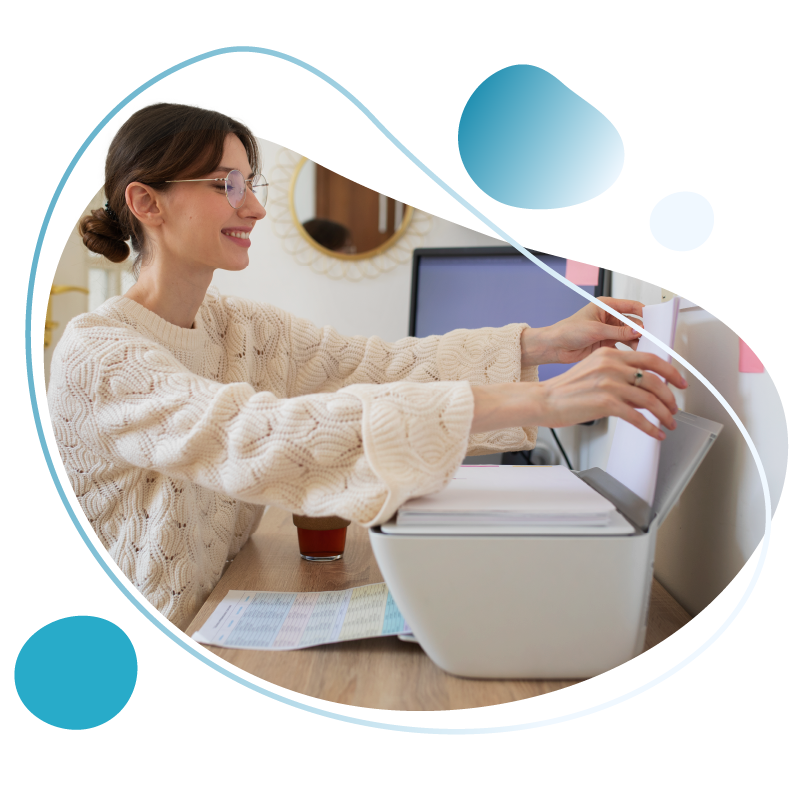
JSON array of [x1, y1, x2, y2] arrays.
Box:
[[577, 410, 722, 532], [651, 410, 722, 527]]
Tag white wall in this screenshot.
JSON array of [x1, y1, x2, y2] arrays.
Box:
[[609, 272, 787, 616], [293, 159, 315, 224]]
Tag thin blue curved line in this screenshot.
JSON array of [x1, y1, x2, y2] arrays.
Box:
[[26, 46, 773, 734]]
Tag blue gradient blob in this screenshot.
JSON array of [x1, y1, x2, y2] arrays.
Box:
[[15, 616, 137, 730], [458, 65, 624, 208], [650, 191, 714, 251]]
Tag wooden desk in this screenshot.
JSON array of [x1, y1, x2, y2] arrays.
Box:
[[186, 506, 691, 711]]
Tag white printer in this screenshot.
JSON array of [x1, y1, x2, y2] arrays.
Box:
[[369, 411, 722, 679]]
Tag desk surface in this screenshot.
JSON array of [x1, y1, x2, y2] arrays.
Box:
[[186, 506, 691, 711]]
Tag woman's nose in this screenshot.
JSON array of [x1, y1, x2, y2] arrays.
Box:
[[240, 191, 267, 221]]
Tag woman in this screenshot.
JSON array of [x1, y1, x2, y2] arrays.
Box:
[[48, 103, 685, 629]]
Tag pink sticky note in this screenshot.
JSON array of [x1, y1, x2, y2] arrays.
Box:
[[739, 339, 764, 373], [565, 260, 599, 286]]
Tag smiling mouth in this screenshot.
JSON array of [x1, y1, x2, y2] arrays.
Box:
[[223, 230, 251, 240]]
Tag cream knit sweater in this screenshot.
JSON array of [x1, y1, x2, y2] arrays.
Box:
[[47, 288, 538, 629]]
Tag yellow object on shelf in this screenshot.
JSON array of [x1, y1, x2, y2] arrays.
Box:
[[45, 285, 89, 348]]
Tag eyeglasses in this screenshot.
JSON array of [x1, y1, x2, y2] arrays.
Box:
[[165, 169, 269, 208]]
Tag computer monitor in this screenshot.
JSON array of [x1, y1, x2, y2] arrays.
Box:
[[409, 247, 610, 381]]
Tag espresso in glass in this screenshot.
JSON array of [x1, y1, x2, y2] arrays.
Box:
[[292, 515, 349, 562]]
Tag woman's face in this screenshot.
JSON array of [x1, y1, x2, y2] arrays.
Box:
[[155, 133, 266, 274]]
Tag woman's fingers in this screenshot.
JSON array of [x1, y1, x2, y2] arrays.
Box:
[[526, 346, 685, 436], [617, 384, 677, 430], [593, 322, 642, 345], [595, 297, 645, 318], [633, 371, 679, 413], [621, 350, 687, 389], [595, 347, 682, 432], [615, 403, 666, 440]]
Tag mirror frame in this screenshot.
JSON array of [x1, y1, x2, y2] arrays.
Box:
[[267, 147, 431, 281], [289, 157, 415, 261]]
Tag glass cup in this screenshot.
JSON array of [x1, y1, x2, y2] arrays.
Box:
[[293, 515, 349, 562]]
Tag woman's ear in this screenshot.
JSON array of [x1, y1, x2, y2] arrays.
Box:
[[126, 182, 164, 230]]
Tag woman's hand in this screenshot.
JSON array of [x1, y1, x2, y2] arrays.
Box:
[[472, 347, 687, 440], [521, 297, 645, 366]]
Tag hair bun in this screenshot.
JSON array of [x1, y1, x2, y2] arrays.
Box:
[[78, 208, 130, 263]]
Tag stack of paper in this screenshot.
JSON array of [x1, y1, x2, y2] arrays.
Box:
[[396, 465, 616, 527], [606, 297, 681, 505]]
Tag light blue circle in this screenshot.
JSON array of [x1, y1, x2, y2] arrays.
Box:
[[650, 192, 714, 250], [24, 47, 773, 735], [458, 65, 624, 208], [15, 616, 137, 729]]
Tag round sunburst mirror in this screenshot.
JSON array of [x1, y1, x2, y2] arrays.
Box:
[[291, 157, 414, 259], [268, 149, 430, 281]]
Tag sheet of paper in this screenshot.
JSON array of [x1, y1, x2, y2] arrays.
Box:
[[397, 465, 615, 526], [605, 297, 680, 506], [191, 582, 411, 651]]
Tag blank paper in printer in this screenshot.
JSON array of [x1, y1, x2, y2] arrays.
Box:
[[396, 465, 616, 526]]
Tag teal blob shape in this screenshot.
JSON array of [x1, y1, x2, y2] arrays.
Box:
[[650, 192, 714, 251], [15, 616, 137, 730], [458, 65, 624, 208]]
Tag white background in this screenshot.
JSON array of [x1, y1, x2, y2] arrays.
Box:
[[3, 2, 799, 796]]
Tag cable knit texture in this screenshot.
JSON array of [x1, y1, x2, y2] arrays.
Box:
[[47, 288, 538, 628]]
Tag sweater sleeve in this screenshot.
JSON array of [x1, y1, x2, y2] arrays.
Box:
[[225, 298, 539, 456], [50, 318, 474, 526], [286, 313, 540, 456]]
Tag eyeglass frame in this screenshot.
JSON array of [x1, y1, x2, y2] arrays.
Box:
[[164, 168, 269, 208]]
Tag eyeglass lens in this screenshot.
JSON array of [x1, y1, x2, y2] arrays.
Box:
[[225, 170, 247, 208], [225, 170, 269, 208]]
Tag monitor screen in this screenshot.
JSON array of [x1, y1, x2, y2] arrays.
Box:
[[410, 248, 606, 381]]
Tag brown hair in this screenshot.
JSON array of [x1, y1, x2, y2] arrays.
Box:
[[78, 103, 261, 272]]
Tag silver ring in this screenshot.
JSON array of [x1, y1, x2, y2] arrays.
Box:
[[633, 369, 644, 387]]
